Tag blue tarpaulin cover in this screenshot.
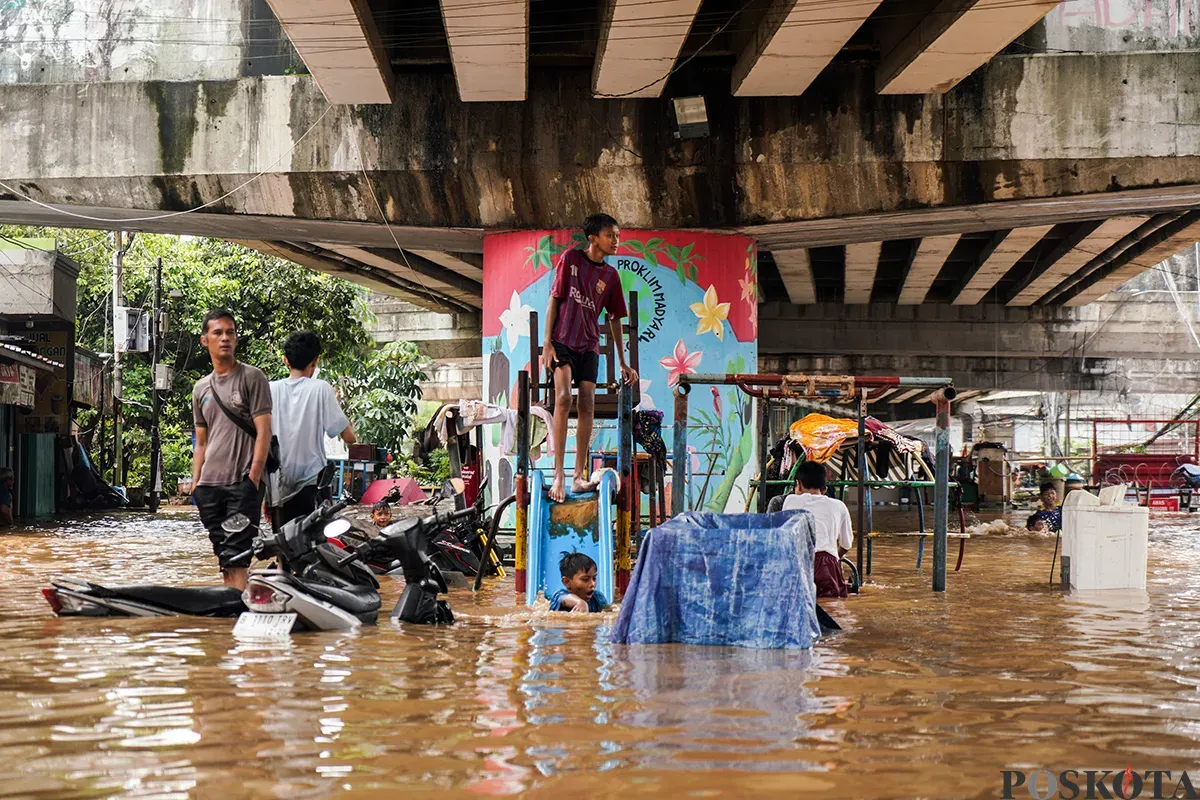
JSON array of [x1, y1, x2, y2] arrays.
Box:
[[611, 510, 820, 649]]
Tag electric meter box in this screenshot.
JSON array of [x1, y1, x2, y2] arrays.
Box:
[[114, 307, 150, 353], [154, 364, 174, 391]]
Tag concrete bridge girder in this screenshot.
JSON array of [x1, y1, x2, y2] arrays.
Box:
[[3, 52, 1200, 312], [4, 52, 1200, 231], [758, 301, 1200, 362], [760, 353, 1199, 395]]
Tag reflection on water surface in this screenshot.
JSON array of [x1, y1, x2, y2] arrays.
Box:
[[1, 509, 1198, 797]]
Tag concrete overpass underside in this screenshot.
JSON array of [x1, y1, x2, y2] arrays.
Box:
[[3, 0, 1200, 397]]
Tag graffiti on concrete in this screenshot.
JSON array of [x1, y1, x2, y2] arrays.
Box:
[[1047, 0, 1196, 36]]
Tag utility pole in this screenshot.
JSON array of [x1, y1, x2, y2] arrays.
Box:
[[111, 231, 124, 486], [148, 257, 163, 513]]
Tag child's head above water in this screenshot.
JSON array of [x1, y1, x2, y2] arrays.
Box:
[[1039, 481, 1059, 508], [559, 551, 598, 600], [371, 500, 392, 527]]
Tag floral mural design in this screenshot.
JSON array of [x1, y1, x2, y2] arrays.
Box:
[[498, 291, 535, 350], [622, 238, 704, 286], [659, 339, 702, 387], [483, 230, 756, 513], [739, 274, 755, 305], [691, 285, 731, 340], [636, 378, 656, 410]]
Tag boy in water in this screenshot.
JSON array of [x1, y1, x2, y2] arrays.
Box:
[[550, 552, 609, 613], [1026, 482, 1062, 533], [371, 500, 392, 529], [541, 213, 638, 502]]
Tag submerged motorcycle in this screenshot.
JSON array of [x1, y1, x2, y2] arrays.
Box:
[[235, 500, 382, 635], [42, 512, 256, 618], [236, 499, 486, 633], [325, 476, 501, 580]]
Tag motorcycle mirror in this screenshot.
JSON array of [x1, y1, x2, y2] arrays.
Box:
[[324, 518, 352, 538], [222, 513, 251, 533], [440, 478, 466, 500]]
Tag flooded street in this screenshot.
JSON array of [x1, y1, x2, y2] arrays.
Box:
[[2, 509, 1200, 798]]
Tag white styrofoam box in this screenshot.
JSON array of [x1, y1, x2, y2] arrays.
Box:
[[1062, 504, 1149, 591]]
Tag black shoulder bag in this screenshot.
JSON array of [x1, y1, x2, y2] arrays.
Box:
[[208, 380, 281, 474]]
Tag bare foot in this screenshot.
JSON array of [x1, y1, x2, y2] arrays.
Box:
[[549, 472, 567, 503], [571, 475, 599, 495]]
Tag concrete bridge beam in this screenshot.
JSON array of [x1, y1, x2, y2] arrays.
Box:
[[732, 0, 883, 97], [877, 0, 1061, 95], [440, 0, 528, 102], [1007, 217, 1147, 307], [263, 0, 393, 104], [593, 0, 702, 98], [897, 234, 960, 305], [953, 225, 1053, 305], [758, 301, 1200, 362], [760, 353, 1199, 394]]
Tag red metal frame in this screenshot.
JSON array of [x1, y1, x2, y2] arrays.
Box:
[[1090, 418, 1200, 487]]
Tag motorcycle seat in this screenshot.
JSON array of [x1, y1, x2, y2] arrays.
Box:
[[304, 582, 381, 616], [84, 583, 245, 617]]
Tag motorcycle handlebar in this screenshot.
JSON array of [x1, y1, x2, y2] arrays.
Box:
[[322, 500, 348, 520]]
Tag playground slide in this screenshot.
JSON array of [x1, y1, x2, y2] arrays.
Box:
[[525, 469, 617, 607]]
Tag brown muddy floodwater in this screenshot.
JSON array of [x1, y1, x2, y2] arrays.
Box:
[[2, 509, 1200, 799]]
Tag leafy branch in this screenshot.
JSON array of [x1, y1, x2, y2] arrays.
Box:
[[622, 238, 704, 285]]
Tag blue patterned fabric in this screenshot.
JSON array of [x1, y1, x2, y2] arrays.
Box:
[[611, 510, 820, 650]]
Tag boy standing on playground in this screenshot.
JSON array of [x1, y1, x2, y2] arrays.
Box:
[[541, 213, 638, 502]]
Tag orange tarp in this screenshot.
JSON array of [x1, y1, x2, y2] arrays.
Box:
[[788, 414, 859, 463]]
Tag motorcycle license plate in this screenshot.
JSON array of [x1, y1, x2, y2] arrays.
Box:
[[233, 612, 297, 639]]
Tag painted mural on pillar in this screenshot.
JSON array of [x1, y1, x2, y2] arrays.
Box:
[[482, 230, 758, 514]]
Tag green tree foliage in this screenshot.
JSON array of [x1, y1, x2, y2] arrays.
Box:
[[331, 340, 427, 456], [0, 227, 432, 490]]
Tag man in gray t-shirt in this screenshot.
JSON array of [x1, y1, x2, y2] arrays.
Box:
[[266, 330, 356, 531], [191, 309, 272, 590]]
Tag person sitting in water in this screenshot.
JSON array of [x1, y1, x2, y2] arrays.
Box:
[[549, 552, 609, 613], [371, 500, 392, 529], [1026, 482, 1061, 533], [782, 461, 853, 599]]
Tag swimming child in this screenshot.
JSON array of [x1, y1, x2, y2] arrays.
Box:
[[549, 552, 609, 613], [1026, 482, 1061, 533], [371, 500, 392, 529]]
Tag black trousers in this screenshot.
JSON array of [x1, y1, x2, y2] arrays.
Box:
[[270, 484, 320, 533]]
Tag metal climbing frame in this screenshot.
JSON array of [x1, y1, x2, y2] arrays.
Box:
[[672, 373, 958, 593]]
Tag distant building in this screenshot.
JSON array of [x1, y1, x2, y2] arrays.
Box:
[[0, 238, 79, 516]]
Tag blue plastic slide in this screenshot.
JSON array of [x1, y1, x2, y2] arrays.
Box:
[[526, 469, 617, 607]]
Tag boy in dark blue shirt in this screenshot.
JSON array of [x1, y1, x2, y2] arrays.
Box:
[[549, 552, 609, 613], [1026, 481, 1061, 533]]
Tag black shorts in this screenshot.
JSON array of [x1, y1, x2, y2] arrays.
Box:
[[194, 477, 264, 570], [551, 342, 599, 387]]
